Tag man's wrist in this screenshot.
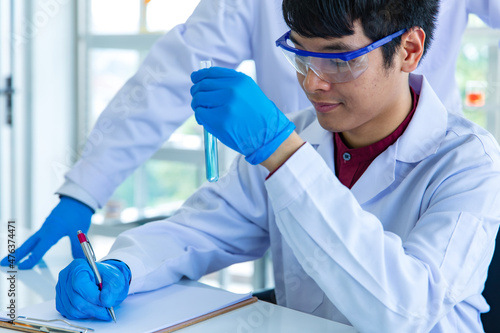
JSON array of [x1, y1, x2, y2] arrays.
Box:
[[261, 131, 305, 173]]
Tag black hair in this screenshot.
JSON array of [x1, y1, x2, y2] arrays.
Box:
[[282, 0, 440, 68]]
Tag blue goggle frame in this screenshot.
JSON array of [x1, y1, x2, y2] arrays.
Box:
[[275, 29, 407, 61]]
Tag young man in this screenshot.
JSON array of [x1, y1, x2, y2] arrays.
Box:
[[56, 0, 500, 331]]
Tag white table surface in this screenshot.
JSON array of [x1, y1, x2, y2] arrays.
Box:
[[0, 234, 356, 332]]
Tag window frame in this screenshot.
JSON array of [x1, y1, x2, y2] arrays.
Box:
[[76, 0, 226, 223], [460, 20, 500, 140]]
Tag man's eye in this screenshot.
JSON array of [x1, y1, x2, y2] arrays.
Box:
[[329, 59, 348, 67]]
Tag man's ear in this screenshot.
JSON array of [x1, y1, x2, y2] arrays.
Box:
[[400, 27, 426, 73]]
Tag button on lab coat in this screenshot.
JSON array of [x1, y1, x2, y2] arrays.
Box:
[[59, 0, 500, 211], [103, 74, 500, 333]]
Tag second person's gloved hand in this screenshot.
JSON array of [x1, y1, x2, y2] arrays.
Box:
[[56, 259, 131, 320], [190, 67, 296, 165], [0, 196, 94, 269]]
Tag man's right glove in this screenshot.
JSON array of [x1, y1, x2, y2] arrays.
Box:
[[56, 259, 131, 321], [191, 67, 296, 165]]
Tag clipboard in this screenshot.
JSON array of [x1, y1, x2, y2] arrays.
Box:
[[0, 316, 94, 333], [0, 282, 258, 333], [156, 296, 257, 333]]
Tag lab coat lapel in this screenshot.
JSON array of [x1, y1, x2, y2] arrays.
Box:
[[351, 145, 397, 204], [299, 116, 335, 173], [351, 74, 447, 204]]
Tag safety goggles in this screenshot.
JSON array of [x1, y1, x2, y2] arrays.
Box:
[[275, 29, 406, 83]]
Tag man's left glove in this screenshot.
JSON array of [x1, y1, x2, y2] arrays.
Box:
[[191, 67, 295, 165], [0, 196, 94, 269]]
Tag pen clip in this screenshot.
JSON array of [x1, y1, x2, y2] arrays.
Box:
[[86, 235, 97, 262]]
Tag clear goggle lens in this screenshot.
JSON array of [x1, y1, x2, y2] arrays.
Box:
[[279, 47, 368, 83], [276, 29, 407, 84]]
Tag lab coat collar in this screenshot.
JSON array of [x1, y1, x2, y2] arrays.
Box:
[[298, 109, 336, 173], [395, 74, 448, 163], [298, 74, 448, 205], [298, 74, 447, 162], [351, 74, 448, 203]]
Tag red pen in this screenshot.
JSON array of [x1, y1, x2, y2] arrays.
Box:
[[77, 230, 117, 322]]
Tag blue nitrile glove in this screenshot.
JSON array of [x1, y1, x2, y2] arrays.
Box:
[[0, 196, 94, 269], [56, 259, 131, 321], [190, 67, 296, 165]]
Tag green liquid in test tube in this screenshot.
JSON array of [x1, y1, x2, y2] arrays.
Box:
[[200, 60, 219, 182]]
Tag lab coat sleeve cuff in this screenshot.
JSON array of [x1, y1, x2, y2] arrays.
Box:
[[265, 143, 326, 210], [101, 252, 148, 294], [64, 159, 117, 209], [56, 179, 100, 212], [266, 142, 307, 180]]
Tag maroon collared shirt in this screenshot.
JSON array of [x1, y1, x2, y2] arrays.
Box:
[[334, 88, 419, 189]]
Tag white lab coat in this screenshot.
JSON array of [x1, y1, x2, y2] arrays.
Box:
[[103, 74, 500, 333], [58, 0, 500, 210]]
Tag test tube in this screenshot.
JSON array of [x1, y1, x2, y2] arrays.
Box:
[[200, 60, 219, 182]]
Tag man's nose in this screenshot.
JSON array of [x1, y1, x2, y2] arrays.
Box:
[[302, 67, 331, 93]]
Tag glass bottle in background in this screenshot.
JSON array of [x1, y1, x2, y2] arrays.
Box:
[[465, 80, 487, 108]]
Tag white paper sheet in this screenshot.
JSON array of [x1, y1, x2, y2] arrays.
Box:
[[1, 281, 252, 333]]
